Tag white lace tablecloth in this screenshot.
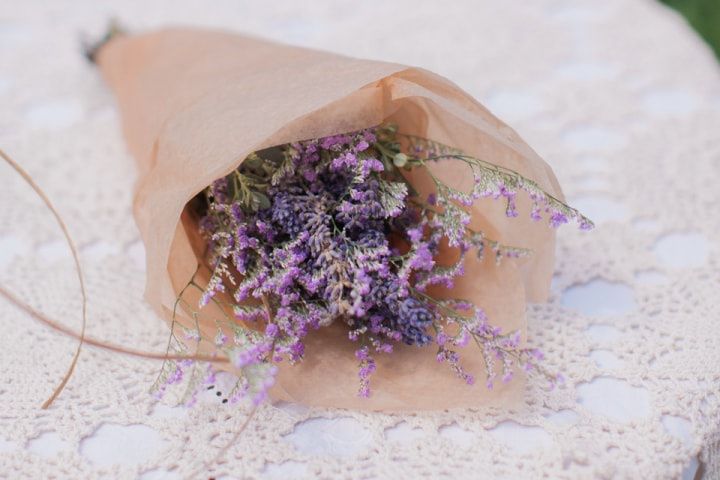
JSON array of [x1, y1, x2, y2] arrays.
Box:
[[1, 1, 719, 479]]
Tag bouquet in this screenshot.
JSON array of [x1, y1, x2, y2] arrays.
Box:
[[93, 27, 591, 410]]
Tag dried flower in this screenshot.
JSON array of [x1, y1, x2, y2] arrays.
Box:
[[156, 124, 591, 403]]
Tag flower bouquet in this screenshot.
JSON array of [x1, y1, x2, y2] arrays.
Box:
[[93, 27, 591, 410]]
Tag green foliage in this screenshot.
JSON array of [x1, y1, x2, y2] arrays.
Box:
[[661, 0, 720, 60]]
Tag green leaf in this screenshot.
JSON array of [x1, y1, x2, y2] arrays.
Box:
[[251, 191, 271, 210]]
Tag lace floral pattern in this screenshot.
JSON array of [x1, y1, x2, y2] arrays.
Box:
[[1, 0, 719, 478]]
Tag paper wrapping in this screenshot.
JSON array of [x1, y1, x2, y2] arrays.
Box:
[[97, 27, 563, 411]]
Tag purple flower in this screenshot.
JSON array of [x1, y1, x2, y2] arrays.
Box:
[[193, 124, 586, 404], [331, 151, 358, 171], [549, 210, 569, 228]]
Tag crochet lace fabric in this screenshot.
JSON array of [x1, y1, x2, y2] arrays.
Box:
[[1, 1, 718, 478]]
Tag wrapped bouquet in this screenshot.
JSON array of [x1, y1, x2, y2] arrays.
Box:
[[92, 27, 591, 410]]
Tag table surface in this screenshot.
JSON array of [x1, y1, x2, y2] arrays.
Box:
[[1, 1, 719, 479]]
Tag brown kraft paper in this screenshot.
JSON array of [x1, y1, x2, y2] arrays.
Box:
[[97, 27, 563, 411]]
